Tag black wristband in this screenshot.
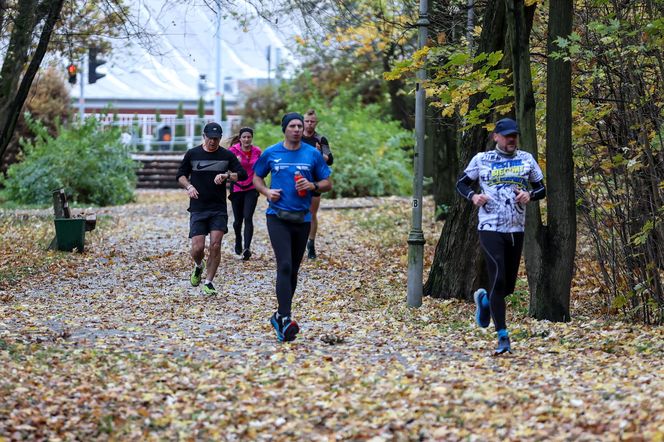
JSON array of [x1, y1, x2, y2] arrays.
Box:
[[313, 182, 319, 192]]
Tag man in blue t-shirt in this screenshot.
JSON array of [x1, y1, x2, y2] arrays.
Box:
[[253, 112, 332, 342]]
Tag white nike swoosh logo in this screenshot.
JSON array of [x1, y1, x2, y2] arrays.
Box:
[[274, 159, 282, 163]]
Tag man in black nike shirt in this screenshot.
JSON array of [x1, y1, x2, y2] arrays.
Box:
[[176, 122, 247, 295]]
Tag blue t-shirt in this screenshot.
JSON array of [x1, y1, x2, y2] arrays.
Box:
[[253, 141, 331, 221]]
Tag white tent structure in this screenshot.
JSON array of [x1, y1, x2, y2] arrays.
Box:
[[73, 0, 297, 119]]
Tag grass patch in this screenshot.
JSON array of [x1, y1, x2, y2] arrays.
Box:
[[506, 278, 530, 318], [0, 199, 50, 210]]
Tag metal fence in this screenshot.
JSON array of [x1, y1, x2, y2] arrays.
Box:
[[97, 114, 242, 151]]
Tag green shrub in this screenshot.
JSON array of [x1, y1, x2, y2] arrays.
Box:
[[252, 87, 413, 197], [174, 102, 187, 151], [0, 115, 138, 206], [241, 84, 289, 128], [194, 98, 205, 138]]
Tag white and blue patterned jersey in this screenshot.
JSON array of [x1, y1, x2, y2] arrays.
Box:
[[461, 149, 544, 233]]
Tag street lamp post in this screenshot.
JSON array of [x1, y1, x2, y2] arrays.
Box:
[[78, 54, 85, 123], [214, 0, 222, 123], [406, 0, 429, 308]]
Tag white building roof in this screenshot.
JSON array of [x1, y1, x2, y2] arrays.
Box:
[[72, 0, 298, 105]]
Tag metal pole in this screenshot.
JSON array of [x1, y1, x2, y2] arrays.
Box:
[[266, 45, 271, 86], [406, 0, 429, 308], [467, 0, 475, 50], [79, 54, 85, 123], [214, 0, 222, 122], [275, 48, 282, 81]]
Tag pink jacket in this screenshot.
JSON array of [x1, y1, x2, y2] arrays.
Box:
[[228, 143, 262, 192]]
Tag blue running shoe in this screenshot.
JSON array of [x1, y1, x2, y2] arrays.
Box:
[[270, 313, 300, 342], [474, 288, 490, 328], [494, 336, 512, 355]]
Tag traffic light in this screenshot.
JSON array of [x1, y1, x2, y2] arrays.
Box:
[[88, 48, 106, 84], [67, 64, 77, 84]]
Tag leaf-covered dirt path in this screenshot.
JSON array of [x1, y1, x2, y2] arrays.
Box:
[[1, 190, 662, 441]]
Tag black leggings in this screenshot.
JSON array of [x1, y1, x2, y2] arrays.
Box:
[[478, 231, 524, 332], [266, 215, 311, 317], [230, 190, 259, 250]]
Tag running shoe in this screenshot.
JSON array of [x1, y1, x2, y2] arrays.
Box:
[[270, 313, 300, 342], [202, 282, 218, 295], [473, 288, 490, 328], [190, 260, 205, 287], [242, 248, 252, 261], [494, 336, 512, 355], [307, 239, 316, 259]]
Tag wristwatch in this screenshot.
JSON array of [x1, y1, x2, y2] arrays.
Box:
[[313, 182, 320, 192]]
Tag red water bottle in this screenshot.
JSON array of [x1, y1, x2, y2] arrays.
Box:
[[294, 171, 307, 197]]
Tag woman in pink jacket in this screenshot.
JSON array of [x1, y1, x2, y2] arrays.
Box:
[[228, 127, 262, 260]]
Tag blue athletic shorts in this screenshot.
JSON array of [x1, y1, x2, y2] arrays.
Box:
[[189, 210, 228, 238]]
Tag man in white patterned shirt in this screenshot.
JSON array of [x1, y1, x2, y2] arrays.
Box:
[[456, 118, 546, 355]]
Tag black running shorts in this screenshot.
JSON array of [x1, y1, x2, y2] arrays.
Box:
[[189, 210, 228, 238]]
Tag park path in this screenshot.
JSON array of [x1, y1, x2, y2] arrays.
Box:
[[1, 190, 662, 441], [10, 191, 383, 358]]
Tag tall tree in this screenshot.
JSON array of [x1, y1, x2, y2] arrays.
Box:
[[427, 111, 459, 220], [0, 0, 141, 169], [569, 1, 663, 323], [424, 1, 507, 299], [531, 0, 575, 321], [425, 1, 472, 219], [0, 0, 66, 165], [505, 0, 574, 321], [256, 0, 419, 129], [1, 66, 72, 173]]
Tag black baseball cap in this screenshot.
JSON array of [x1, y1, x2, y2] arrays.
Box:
[[203, 122, 223, 138]]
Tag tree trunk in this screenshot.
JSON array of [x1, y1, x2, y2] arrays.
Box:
[[530, 0, 575, 321], [427, 111, 458, 220], [504, 0, 543, 297], [506, 0, 574, 321], [0, 0, 7, 36], [425, 0, 470, 220], [0, 0, 65, 163], [424, 1, 506, 299], [383, 51, 414, 130]]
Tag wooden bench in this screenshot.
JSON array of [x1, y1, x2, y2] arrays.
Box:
[[48, 189, 96, 250]]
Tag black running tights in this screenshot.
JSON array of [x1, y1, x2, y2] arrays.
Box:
[[266, 215, 310, 317], [231, 190, 259, 250], [478, 230, 524, 332]]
